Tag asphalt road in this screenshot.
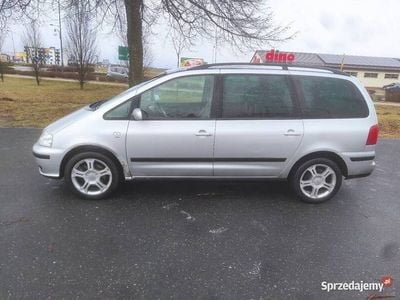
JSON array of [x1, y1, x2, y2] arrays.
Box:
[[0, 128, 399, 299]]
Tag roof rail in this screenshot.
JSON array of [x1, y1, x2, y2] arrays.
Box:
[[188, 62, 350, 76]]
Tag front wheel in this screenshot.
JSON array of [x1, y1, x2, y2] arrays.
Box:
[[64, 152, 120, 200], [290, 158, 342, 203]]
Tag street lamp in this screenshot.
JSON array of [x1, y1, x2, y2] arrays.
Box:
[[5, 28, 16, 60], [49, 0, 64, 69]]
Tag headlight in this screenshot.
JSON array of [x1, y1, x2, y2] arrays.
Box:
[[38, 132, 53, 147]]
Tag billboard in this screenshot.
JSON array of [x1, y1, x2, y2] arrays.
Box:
[[180, 57, 204, 67]]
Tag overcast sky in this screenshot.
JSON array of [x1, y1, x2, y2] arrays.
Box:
[[3, 0, 400, 68]]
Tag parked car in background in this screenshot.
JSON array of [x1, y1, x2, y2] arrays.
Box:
[[33, 63, 378, 203], [383, 82, 400, 91], [106, 66, 129, 79], [383, 82, 400, 102]]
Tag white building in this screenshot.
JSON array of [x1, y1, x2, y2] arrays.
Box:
[[45, 47, 61, 65], [23, 46, 61, 65]]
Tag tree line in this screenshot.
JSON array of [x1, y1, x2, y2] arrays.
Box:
[[0, 0, 293, 87]]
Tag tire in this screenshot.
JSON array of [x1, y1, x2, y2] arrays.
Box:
[[290, 158, 342, 204], [64, 151, 120, 200]]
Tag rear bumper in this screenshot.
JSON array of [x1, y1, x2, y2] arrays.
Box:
[[341, 151, 376, 178], [32, 143, 65, 178]]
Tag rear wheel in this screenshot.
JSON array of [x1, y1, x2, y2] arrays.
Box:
[[65, 152, 120, 200], [290, 158, 342, 203]]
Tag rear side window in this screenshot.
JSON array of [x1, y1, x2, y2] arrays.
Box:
[[296, 76, 369, 118], [221, 74, 295, 118]]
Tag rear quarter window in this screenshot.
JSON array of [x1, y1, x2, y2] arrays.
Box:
[[296, 76, 369, 118]]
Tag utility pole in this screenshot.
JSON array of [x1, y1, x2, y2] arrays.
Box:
[[58, 0, 64, 70], [212, 25, 218, 63], [10, 30, 16, 59], [51, 0, 64, 69], [340, 54, 346, 71]]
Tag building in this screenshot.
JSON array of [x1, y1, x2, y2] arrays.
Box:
[[0, 53, 10, 62], [45, 47, 61, 65], [23, 46, 61, 65], [14, 51, 27, 63], [251, 50, 400, 92]]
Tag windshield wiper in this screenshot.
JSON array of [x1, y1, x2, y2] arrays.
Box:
[[89, 99, 108, 110]]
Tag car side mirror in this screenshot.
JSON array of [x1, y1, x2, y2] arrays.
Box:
[[132, 108, 143, 121]]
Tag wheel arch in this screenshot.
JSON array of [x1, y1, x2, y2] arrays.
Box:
[[59, 145, 125, 180], [288, 151, 348, 179]]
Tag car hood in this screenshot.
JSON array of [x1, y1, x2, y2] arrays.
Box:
[[44, 106, 93, 134]]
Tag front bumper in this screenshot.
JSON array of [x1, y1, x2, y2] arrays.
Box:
[[32, 143, 65, 178]]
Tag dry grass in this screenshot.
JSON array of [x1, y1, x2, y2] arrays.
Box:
[[144, 67, 165, 78], [0, 77, 400, 138], [375, 105, 400, 138], [0, 77, 124, 127]]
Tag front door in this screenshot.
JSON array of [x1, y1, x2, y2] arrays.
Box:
[[126, 74, 216, 177], [214, 73, 303, 177]]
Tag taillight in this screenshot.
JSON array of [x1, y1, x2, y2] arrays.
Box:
[[366, 124, 379, 145]]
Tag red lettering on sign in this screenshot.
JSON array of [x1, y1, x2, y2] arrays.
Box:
[[265, 49, 295, 63]]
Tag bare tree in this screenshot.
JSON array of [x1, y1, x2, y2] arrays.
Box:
[[169, 23, 192, 67], [0, 0, 42, 30], [65, 0, 97, 89], [113, 0, 292, 85], [23, 21, 44, 86], [116, 35, 153, 69], [114, 1, 153, 69], [6, 0, 294, 86]]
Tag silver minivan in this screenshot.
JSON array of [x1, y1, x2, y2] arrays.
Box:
[[33, 63, 378, 203]]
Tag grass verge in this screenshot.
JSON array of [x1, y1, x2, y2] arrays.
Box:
[[375, 105, 400, 138], [0, 77, 124, 127], [1, 76, 400, 138]]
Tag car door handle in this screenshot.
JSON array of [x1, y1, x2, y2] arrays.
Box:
[[195, 130, 212, 137], [284, 129, 301, 136]]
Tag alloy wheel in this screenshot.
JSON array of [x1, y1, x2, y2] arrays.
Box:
[[299, 164, 337, 199], [71, 158, 113, 196]]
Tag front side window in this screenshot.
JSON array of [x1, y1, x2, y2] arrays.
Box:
[[139, 75, 214, 119], [104, 100, 133, 120], [221, 74, 295, 118], [296, 76, 369, 118]]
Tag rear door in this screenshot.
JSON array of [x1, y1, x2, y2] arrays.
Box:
[[214, 72, 303, 177], [126, 74, 216, 177]]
